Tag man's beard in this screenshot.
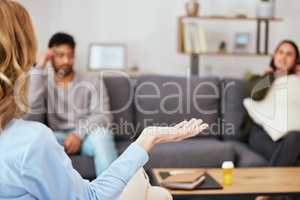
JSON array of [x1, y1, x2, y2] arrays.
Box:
[[54, 66, 74, 78]]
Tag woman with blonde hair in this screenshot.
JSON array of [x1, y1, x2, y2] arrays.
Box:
[[0, 1, 208, 199], [0, 0, 37, 129]]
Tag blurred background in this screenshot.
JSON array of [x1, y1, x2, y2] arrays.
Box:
[[19, 0, 300, 77]]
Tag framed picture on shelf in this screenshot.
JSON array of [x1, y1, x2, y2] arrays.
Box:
[[234, 33, 251, 53], [88, 43, 127, 70]]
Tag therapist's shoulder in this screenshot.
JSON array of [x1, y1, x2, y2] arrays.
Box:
[[15, 119, 55, 144], [14, 120, 65, 175]]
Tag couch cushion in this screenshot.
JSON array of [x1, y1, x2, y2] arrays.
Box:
[[225, 141, 269, 167], [116, 140, 132, 154], [103, 76, 136, 141], [70, 155, 96, 181], [134, 75, 221, 138], [144, 139, 235, 170], [221, 78, 247, 141]]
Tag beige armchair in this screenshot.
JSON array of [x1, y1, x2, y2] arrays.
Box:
[[119, 169, 172, 200]]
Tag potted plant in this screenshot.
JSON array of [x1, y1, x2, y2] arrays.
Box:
[[256, 0, 275, 18]]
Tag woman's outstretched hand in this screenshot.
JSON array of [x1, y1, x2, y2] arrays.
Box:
[[135, 118, 208, 152]]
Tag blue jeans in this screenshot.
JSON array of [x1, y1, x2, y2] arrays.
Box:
[[54, 128, 118, 176]]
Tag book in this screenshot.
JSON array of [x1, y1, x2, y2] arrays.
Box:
[[159, 171, 223, 190], [183, 20, 207, 54], [160, 171, 206, 190], [197, 26, 207, 52], [183, 21, 192, 53]]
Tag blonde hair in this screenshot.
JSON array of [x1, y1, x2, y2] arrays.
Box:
[[0, 0, 37, 129]]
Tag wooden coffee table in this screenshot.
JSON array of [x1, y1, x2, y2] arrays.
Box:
[[152, 167, 300, 200]]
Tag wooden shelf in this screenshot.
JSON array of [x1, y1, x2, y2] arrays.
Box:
[[180, 15, 283, 22], [177, 9, 282, 75], [179, 51, 273, 57]]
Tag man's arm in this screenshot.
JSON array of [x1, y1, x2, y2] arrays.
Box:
[[24, 50, 53, 123], [24, 67, 47, 123]]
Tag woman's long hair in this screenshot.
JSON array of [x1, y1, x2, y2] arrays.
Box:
[[270, 40, 300, 74], [0, 0, 37, 129]]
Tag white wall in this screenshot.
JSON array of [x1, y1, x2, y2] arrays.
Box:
[[19, 0, 300, 78]]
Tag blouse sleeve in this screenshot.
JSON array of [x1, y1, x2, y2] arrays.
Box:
[[21, 126, 149, 200]]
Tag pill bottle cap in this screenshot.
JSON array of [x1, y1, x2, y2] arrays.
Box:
[[222, 161, 234, 169]]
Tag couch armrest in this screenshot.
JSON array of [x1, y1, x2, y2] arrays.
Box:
[[146, 186, 172, 200]]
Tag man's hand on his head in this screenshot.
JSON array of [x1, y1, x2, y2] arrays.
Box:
[[64, 133, 81, 155], [35, 49, 54, 69]]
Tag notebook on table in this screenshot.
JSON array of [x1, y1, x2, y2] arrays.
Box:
[[159, 171, 223, 190]]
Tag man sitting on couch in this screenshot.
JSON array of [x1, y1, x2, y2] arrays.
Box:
[[26, 32, 117, 175]]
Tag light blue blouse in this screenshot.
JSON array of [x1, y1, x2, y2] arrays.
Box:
[[0, 119, 149, 200]]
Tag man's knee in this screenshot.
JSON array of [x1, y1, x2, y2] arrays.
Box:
[[284, 131, 300, 144], [286, 131, 300, 139], [89, 128, 115, 141]]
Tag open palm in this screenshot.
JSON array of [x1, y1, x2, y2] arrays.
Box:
[[136, 119, 208, 152]]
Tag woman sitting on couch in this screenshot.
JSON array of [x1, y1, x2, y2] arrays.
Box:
[[0, 1, 208, 200], [241, 40, 300, 167]]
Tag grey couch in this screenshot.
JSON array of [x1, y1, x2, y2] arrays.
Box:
[[65, 75, 300, 180]]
